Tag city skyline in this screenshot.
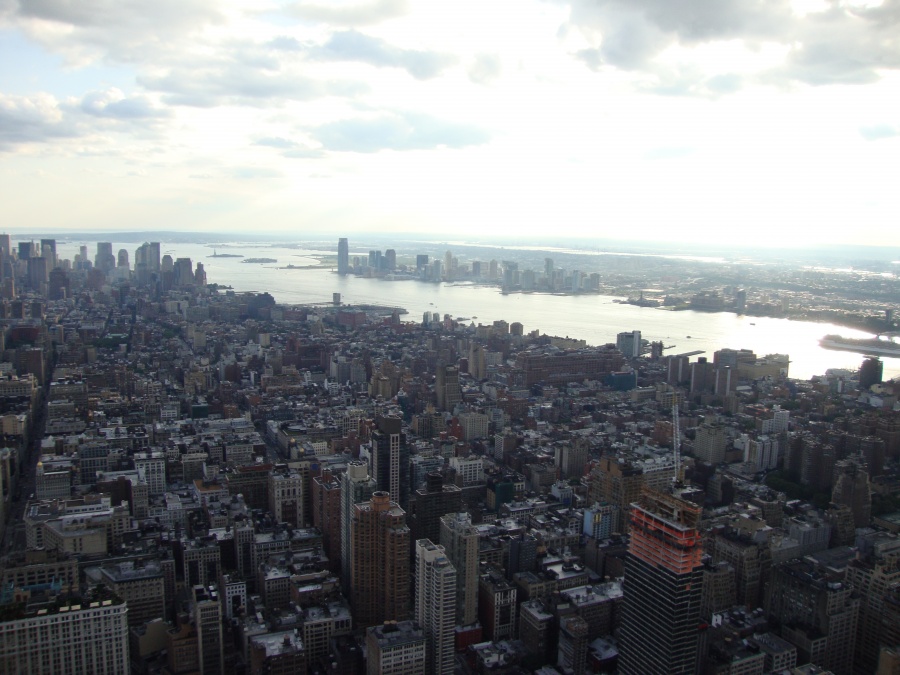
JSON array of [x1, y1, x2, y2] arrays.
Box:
[[1, 1, 898, 247]]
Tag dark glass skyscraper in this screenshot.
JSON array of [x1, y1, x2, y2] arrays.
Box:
[[619, 489, 705, 675]]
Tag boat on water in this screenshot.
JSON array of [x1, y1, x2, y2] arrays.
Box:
[[820, 334, 900, 357]]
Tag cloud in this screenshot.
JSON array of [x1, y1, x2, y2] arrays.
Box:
[[468, 54, 502, 84], [285, 0, 409, 27], [77, 89, 170, 119], [253, 136, 325, 158], [7, 0, 224, 65], [139, 59, 368, 107], [563, 0, 900, 90], [859, 124, 900, 141], [311, 112, 489, 152], [0, 89, 172, 152], [316, 30, 456, 80], [0, 93, 76, 149]]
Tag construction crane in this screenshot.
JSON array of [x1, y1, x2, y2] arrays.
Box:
[[672, 403, 681, 486]]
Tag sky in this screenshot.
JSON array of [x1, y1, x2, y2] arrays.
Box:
[[0, 0, 898, 247]]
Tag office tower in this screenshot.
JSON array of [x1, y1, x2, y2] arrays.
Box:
[[560, 439, 589, 479], [0, 590, 130, 674], [174, 257, 194, 287], [18, 241, 34, 260], [366, 621, 426, 675], [415, 539, 457, 675], [616, 330, 642, 358], [371, 415, 409, 508], [338, 237, 349, 275], [95, 242, 115, 273], [831, 458, 871, 528], [340, 461, 376, 589], [846, 549, 900, 675], [268, 465, 305, 527], [350, 491, 410, 628], [117, 248, 129, 269], [587, 456, 644, 534], [765, 559, 859, 674], [149, 241, 161, 271], [618, 490, 705, 675], [40, 238, 56, 269], [416, 254, 429, 270], [435, 365, 461, 411], [312, 468, 343, 572], [409, 472, 461, 548], [26, 256, 47, 293], [48, 267, 69, 300], [469, 343, 487, 380], [40, 237, 56, 254], [558, 615, 590, 675], [440, 512, 480, 627], [384, 248, 396, 270], [99, 561, 166, 627], [710, 526, 770, 610], [193, 585, 223, 675], [0, 234, 9, 256], [478, 567, 517, 640]]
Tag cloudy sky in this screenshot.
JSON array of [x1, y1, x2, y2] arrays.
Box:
[[1, 0, 898, 246]]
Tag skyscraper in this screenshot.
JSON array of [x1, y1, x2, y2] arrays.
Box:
[[435, 365, 461, 411], [415, 539, 457, 675], [440, 512, 480, 627], [95, 242, 116, 274], [350, 491, 410, 628], [338, 237, 349, 275], [371, 415, 410, 508], [193, 585, 224, 675], [341, 461, 376, 589], [618, 489, 705, 675], [409, 472, 461, 548]]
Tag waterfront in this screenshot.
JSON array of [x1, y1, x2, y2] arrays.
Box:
[[53, 240, 900, 381]]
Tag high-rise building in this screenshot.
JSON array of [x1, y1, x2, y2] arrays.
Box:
[[193, 584, 223, 675], [415, 539, 457, 675], [341, 460, 376, 590], [268, 466, 305, 527], [312, 468, 343, 572], [765, 559, 859, 674], [408, 472, 461, 548], [616, 330, 642, 358], [371, 415, 409, 508], [338, 238, 349, 275], [695, 423, 728, 464], [587, 456, 644, 534], [478, 566, 517, 641], [440, 512, 480, 627], [0, 590, 130, 674], [350, 491, 410, 628], [468, 343, 487, 380], [435, 365, 461, 411], [95, 242, 116, 273], [618, 490, 705, 675]]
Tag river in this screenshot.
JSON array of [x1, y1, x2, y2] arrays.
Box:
[[52, 239, 900, 381]]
